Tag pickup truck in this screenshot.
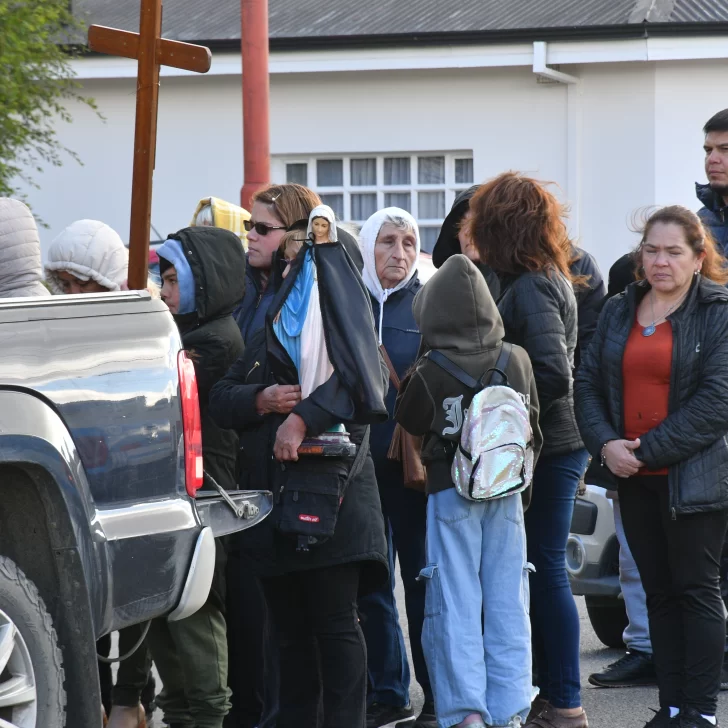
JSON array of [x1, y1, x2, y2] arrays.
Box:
[[0, 290, 271, 728]]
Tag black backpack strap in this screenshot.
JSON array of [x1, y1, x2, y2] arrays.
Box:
[[425, 350, 481, 390], [485, 343, 512, 386]]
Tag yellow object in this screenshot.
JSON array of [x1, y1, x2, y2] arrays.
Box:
[[191, 197, 251, 248]]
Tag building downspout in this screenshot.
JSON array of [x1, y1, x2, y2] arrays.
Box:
[[533, 41, 583, 240], [240, 0, 271, 210]]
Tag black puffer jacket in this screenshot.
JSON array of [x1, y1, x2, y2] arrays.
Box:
[[571, 249, 606, 369], [164, 226, 246, 490], [696, 182, 728, 254], [496, 269, 583, 456], [575, 276, 728, 515], [209, 242, 388, 595]]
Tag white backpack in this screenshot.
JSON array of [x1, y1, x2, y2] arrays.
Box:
[[427, 344, 534, 501]]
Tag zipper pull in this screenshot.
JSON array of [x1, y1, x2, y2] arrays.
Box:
[[671, 507, 677, 521], [246, 361, 260, 380]]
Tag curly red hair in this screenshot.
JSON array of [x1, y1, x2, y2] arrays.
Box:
[[467, 172, 572, 278]]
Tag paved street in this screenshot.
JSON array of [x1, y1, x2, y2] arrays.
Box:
[[393, 581, 728, 728], [134, 584, 727, 727]]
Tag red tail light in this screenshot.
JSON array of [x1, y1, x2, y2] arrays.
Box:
[[178, 351, 204, 496]]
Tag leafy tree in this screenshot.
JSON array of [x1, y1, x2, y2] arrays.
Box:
[[0, 0, 97, 212]]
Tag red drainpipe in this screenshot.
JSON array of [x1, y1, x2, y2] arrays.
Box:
[[240, 0, 271, 210]]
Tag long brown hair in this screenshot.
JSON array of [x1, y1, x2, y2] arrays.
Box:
[[467, 172, 572, 278], [636, 205, 728, 285], [252, 183, 321, 229]]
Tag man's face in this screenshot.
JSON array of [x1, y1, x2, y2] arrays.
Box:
[[704, 131, 728, 195], [160, 265, 180, 314]]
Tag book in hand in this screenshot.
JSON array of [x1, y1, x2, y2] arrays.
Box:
[[298, 430, 357, 458]]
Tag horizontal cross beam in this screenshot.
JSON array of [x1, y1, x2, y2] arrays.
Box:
[[88, 25, 212, 73]]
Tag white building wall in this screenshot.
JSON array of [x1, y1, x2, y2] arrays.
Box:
[[654, 60, 725, 212], [576, 62, 657, 272], [22, 74, 244, 255], [15, 53, 725, 277]]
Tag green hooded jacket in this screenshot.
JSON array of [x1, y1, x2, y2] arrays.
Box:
[[395, 255, 542, 505]]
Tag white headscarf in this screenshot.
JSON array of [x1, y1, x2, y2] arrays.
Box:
[[307, 204, 338, 243], [45, 220, 129, 294], [360, 207, 420, 343]]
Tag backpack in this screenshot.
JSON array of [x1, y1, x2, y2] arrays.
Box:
[[426, 344, 534, 502]]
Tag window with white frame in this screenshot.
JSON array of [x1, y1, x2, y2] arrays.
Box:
[[273, 152, 474, 252]]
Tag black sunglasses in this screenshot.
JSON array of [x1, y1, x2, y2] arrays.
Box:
[[244, 220, 288, 236]]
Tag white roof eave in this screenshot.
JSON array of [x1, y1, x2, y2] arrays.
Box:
[[69, 34, 728, 80]]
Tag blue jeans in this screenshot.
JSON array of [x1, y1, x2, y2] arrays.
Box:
[[613, 500, 652, 655], [526, 449, 589, 710], [420, 488, 532, 728], [359, 463, 431, 707]]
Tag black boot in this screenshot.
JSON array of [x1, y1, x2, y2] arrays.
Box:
[[588, 650, 657, 688], [398, 700, 436, 728], [367, 703, 415, 728], [679, 707, 719, 728], [644, 707, 679, 727]]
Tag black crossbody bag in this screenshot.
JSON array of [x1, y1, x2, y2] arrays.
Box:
[[276, 428, 370, 552]]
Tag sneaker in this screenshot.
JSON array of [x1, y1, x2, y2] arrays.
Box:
[[644, 707, 678, 727], [588, 650, 657, 688], [398, 700, 436, 728], [525, 705, 588, 728], [367, 702, 416, 728], [678, 707, 719, 728]]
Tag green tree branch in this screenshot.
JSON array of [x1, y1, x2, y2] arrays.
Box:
[[0, 0, 99, 220]]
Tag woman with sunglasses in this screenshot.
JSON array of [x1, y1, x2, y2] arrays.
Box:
[[220, 183, 387, 728], [227, 183, 320, 728]]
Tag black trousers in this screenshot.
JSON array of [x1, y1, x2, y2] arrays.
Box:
[[263, 563, 366, 728], [224, 550, 279, 728], [97, 629, 155, 714], [619, 475, 728, 715]]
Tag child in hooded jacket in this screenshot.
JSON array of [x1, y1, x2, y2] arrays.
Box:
[[396, 254, 542, 728]]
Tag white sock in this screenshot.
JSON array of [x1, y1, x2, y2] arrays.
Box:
[[669, 707, 681, 718], [700, 716, 717, 726]]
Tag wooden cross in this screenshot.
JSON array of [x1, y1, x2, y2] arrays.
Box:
[[88, 0, 212, 289]]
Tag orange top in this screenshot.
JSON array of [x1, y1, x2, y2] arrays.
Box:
[[622, 318, 672, 475]]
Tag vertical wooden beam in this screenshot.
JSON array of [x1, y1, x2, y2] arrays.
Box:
[[127, 0, 163, 290], [240, 0, 271, 210]]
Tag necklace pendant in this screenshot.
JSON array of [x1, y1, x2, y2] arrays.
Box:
[[642, 324, 656, 337]]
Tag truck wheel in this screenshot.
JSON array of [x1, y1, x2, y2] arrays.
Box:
[[0, 556, 66, 727], [585, 595, 629, 649]]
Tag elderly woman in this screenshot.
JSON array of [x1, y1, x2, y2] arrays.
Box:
[[468, 173, 589, 728], [575, 206, 728, 728], [209, 184, 388, 728], [356, 208, 435, 728]]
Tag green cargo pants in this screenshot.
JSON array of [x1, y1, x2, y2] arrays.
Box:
[[146, 599, 231, 728]]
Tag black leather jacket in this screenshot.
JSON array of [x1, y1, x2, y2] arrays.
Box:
[[576, 276, 728, 515]]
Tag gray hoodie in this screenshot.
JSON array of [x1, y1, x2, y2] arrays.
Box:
[[0, 199, 49, 298], [395, 255, 542, 502]]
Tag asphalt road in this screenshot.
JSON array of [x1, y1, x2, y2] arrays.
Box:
[[394, 583, 728, 728], [135, 584, 727, 727]]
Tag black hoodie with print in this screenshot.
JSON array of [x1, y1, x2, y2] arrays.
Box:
[[395, 255, 542, 504]]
